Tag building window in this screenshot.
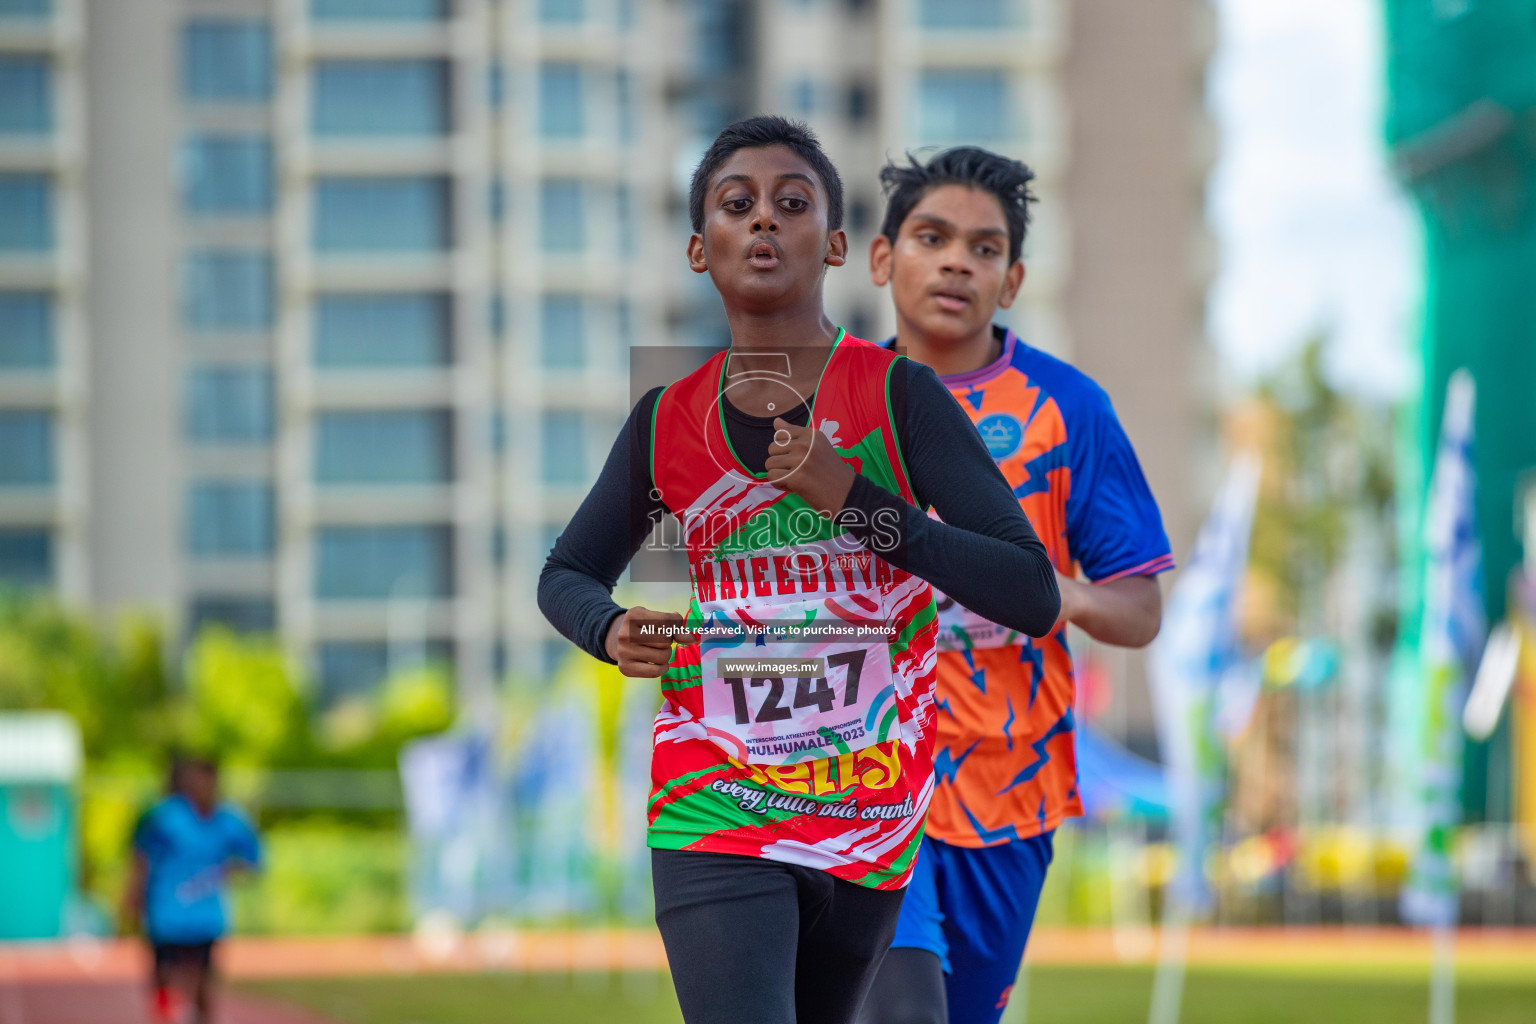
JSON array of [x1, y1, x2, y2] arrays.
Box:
[[316, 642, 389, 701], [182, 135, 273, 215], [0, 292, 52, 368], [539, 62, 584, 139], [183, 20, 273, 102], [0, 410, 51, 485], [314, 292, 450, 367], [540, 179, 585, 253], [617, 183, 634, 256], [542, 638, 570, 680], [847, 81, 873, 125], [541, 410, 586, 484], [848, 306, 874, 343], [0, 174, 51, 251], [847, 196, 872, 234], [316, 640, 452, 703], [185, 366, 274, 443], [184, 251, 273, 329], [0, 0, 52, 16], [617, 298, 633, 352], [488, 292, 505, 337], [917, 0, 1011, 28], [916, 69, 1011, 144], [313, 60, 450, 136], [0, 529, 50, 589], [789, 78, 817, 117], [541, 522, 564, 559], [314, 524, 453, 599], [189, 595, 276, 635], [187, 480, 275, 558], [0, 55, 51, 134], [616, 69, 634, 144], [540, 295, 586, 370], [487, 60, 504, 108], [311, 0, 451, 20], [314, 176, 451, 252], [488, 408, 505, 453], [538, 0, 583, 24], [695, 2, 749, 77], [315, 409, 452, 484]]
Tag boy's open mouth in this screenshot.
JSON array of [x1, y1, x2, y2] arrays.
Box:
[[930, 286, 972, 313], [747, 239, 782, 269]]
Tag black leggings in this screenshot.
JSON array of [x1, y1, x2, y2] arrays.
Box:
[[652, 848, 907, 1024], [855, 947, 948, 1024]]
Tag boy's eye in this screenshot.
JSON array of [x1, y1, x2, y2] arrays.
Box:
[[918, 232, 942, 246], [724, 197, 752, 212], [976, 245, 1000, 258], [779, 196, 808, 212]]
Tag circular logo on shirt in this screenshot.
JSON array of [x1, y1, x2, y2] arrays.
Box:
[[976, 413, 1023, 460]]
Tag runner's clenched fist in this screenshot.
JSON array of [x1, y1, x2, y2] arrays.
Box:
[[605, 605, 699, 678], [765, 417, 858, 517]]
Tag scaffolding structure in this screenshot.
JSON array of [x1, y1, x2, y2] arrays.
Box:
[[1384, 0, 1536, 820]]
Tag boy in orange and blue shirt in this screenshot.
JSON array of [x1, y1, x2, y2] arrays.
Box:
[[857, 148, 1173, 1024]]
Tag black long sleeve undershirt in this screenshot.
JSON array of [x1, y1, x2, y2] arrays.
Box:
[[537, 358, 1060, 664]]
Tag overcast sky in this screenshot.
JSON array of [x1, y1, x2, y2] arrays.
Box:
[[1207, 0, 1421, 400]]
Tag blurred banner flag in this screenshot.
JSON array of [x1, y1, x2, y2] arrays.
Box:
[[513, 687, 597, 919], [1514, 572, 1536, 869], [1148, 454, 1260, 915], [400, 730, 498, 923], [1401, 369, 1485, 928]]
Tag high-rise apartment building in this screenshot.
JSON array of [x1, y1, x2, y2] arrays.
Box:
[[0, 0, 1210, 734], [0, 0, 89, 604], [0, 0, 670, 702]]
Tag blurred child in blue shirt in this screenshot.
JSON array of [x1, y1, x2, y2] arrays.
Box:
[[124, 756, 261, 1024]]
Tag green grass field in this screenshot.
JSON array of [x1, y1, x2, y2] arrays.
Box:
[[246, 964, 1536, 1024]]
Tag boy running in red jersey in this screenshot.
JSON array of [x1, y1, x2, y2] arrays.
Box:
[[539, 119, 1060, 1024], [856, 148, 1173, 1024]]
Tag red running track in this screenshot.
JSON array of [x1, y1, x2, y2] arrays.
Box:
[[0, 979, 335, 1024]]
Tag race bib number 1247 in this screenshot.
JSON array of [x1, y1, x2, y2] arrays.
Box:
[[696, 613, 896, 765]]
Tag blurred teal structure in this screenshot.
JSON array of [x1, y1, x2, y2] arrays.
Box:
[[0, 712, 80, 939], [1384, 0, 1536, 820]]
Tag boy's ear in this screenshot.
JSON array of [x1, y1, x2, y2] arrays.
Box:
[[869, 234, 893, 287], [686, 232, 708, 274], [823, 228, 848, 268], [996, 259, 1026, 309]]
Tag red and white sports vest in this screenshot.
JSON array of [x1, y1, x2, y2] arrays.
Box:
[[644, 331, 939, 888]]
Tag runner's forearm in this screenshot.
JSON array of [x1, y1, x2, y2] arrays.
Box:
[[841, 475, 1058, 637], [840, 364, 1060, 638], [1059, 573, 1162, 647]]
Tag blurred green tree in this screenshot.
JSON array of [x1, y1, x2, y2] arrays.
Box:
[[0, 592, 171, 764], [176, 627, 311, 769], [317, 662, 456, 769], [1236, 338, 1397, 645]]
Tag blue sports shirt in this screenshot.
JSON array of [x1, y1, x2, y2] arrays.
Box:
[[133, 794, 261, 944]]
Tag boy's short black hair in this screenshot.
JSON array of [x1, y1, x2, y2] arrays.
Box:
[[688, 115, 844, 234], [878, 147, 1037, 264]]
